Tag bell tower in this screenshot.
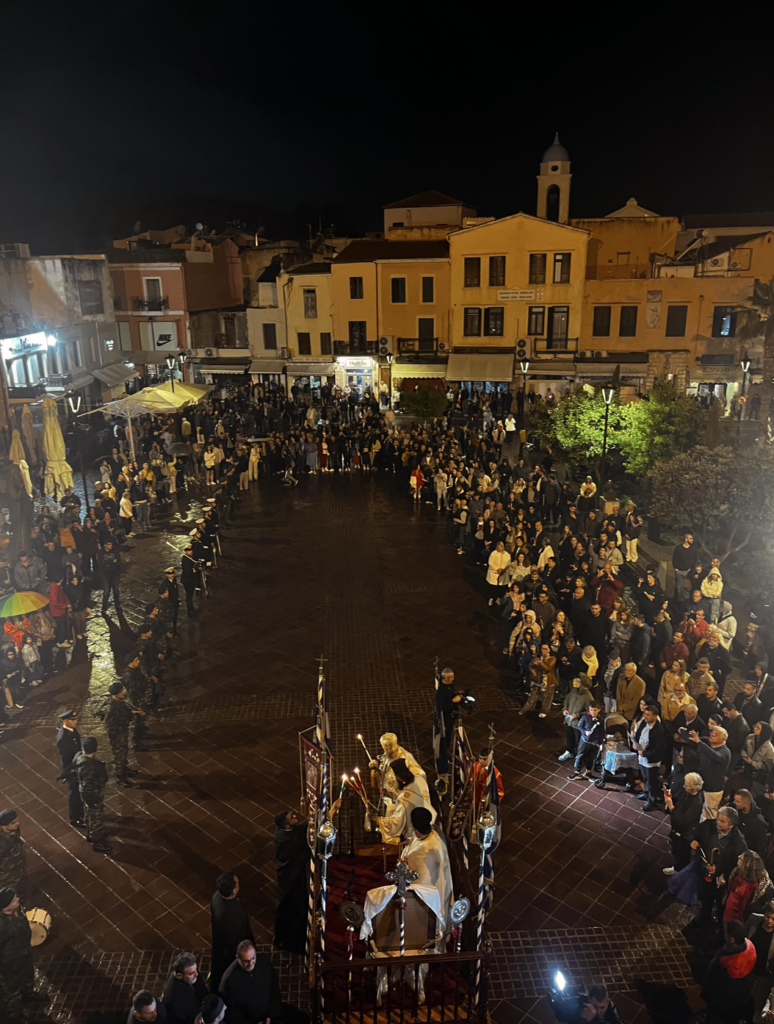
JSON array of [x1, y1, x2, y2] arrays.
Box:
[[536, 133, 572, 224]]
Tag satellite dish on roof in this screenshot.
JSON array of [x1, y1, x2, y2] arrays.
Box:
[[133, 221, 142, 234], [195, 222, 204, 232]]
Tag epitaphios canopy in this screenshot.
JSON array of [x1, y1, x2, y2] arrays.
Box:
[[42, 396, 73, 496]]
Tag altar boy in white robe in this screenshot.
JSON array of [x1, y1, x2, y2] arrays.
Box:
[[377, 759, 436, 842], [401, 807, 454, 934]]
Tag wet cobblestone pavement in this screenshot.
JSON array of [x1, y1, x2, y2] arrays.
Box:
[[0, 472, 709, 1023]]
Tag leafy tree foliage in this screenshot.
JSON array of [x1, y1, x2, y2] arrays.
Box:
[[400, 384, 448, 422], [532, 380, 711, 476], [647, 444, 774, 560]]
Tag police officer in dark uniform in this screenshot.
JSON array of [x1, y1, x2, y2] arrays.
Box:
[[180, 544, 201, 617], [56, 709, 85, 828], [161, 568, 180, 637]]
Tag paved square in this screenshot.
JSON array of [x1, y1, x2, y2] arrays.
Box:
[[0, 474, 699, 1022]]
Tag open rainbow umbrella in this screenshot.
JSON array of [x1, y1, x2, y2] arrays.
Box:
[[0, 591, 49, 618]]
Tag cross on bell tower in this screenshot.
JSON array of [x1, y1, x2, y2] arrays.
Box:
[[537, 132, 572, 224]]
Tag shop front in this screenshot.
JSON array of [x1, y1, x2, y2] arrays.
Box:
[[445, 352, 515, 395], [335, 355, 377, 397]]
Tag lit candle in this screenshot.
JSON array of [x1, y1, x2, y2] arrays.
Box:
[[357, 734, 374, 762], [339, 774, 348, 800]]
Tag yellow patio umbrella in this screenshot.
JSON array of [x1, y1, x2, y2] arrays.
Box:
[[9, 429, 25, 466], [41, 395, 74, 496], [155, 380, 212, 404], [130, 386, 189, 411], [19, 460, 33, 498], [21, 404, 37, 462]]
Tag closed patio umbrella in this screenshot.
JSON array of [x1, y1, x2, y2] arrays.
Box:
[[21, 404, 37, 463], [9, 430, 24, 466], [41, 396, 74, 497]]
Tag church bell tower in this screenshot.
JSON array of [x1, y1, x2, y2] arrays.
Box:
[[536, 133, 572, 224]]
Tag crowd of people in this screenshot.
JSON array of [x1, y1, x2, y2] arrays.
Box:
[[1, 376, 771, 1022]]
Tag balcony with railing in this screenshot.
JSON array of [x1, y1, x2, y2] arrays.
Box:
[[397, 337, 442, 355], [333, 339, 377, 356], [132, 296, 170, 312], [533, 337, 579, 353]]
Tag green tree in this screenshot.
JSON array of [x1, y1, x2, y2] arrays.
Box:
[[617, 379, 710, 475], [737, 278, 774, 446], [531, 379, 712, 477], [530, 387, 624, 474], [400, 384, 448, 423], [647, 443, 774, 561]]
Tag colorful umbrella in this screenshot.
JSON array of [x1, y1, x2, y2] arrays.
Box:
[[0, 591, 49, 618], [42, 396, 73, 496]]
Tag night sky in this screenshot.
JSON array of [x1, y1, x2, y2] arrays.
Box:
[[2, 2, 773, 254]]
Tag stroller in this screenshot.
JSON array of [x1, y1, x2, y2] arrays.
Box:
[[593, 714, 640, 789]]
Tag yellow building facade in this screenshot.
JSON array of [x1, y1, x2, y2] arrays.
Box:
[[448, 213, 589, 365]]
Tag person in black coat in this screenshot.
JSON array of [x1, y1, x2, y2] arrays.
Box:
[[56, 708, 84, 827], [273, 809, 309, 955], [663, 771, 704, 873], [735, 682, 766, 727], [733, 790, 768, 857], [691, 808, 748, 928], [633, 706, 667, 810], [209, 872, 254, 995], [219, 942, 281, 1024], [127, 990, 167, 1024], [162, 953, 209, 1024]]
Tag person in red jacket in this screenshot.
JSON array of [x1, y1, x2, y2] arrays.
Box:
[[701, 919, 756, 1024], [473, 747, 505, 817], [723, 850, 769, 923], [48, 580, 72, 648]]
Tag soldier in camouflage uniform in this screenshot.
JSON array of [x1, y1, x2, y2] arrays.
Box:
[[0, 888, 47, 1020], [72, 737, 112, 854], [122, 651, 153, 752], [102, 682, 144, 787], [0, 810, 26, 896]]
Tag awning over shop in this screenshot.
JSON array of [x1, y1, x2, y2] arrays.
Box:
[[287, 362, 338, 376], [249, 359, 287, 374], [528, 361, 577, 377], [195, 360, 251, 375], [393, 363, 448, 379], [92, 363, 140, 387], [446, 353, 514, 382]]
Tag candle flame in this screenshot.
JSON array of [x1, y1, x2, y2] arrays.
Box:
[[342, 774, 348, 781]]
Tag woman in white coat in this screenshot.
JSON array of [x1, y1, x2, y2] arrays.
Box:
[[487, 541, 511, 606]]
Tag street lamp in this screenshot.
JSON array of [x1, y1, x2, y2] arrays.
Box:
[[520, 360, 530, 428], [600, 385, 615, 488], [386, 352, 393, 408], [739, 356, 751, 430], [165, 353, 177, 393], [66, 393, 91, 513]]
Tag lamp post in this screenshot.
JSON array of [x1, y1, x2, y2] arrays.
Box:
[[385, 352, 393, 408], [66, 393, 91, 513], [600, 385, 615, 488], [520, 359, 529, 428], [177, 351, 187, 385], [165, 353, 177, 393], [740, 356, 751, 429]]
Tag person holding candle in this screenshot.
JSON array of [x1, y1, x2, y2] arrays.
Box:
[[368, 732, 430, 804], [377, 759, 436, 841]]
